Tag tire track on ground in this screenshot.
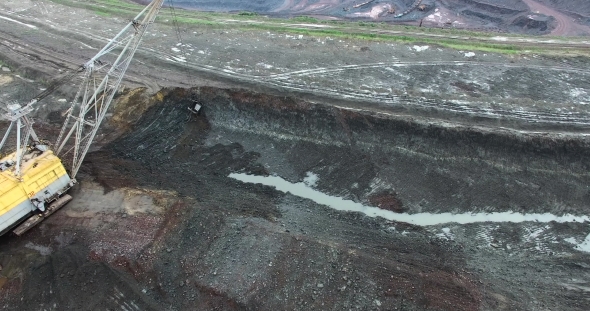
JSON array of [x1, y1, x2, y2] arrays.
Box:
[[266, 60, 590, 79]]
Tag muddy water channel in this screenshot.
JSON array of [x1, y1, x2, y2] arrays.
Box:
[[229, 172, 590, 226]]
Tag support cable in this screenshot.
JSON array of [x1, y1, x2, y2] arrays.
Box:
[[166, 0, 199, 100]]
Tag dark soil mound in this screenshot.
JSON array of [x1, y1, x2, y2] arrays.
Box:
[[462, 9, 504, 23], [440, 0, 532, 31], [442, 0, 527, 13], [454, 0, 527, 14], [511, 14, 555, 33]]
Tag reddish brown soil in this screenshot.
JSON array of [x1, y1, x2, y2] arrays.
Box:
[[369, 190, 407, 213]]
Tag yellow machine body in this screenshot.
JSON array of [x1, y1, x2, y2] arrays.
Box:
[[0, 150, 72, 235]]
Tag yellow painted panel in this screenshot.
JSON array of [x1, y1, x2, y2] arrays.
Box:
[[0, 150, 68, 217]]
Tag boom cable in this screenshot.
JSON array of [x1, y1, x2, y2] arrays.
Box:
[[166, 0, 198, 96]]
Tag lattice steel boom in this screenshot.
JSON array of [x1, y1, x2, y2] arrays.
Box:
[[55, 0, 164, 178]]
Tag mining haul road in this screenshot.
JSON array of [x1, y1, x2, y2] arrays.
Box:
[[1, 1, 590, 310]]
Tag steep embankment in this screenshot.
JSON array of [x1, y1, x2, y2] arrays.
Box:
[[111, 87, 590, 216]]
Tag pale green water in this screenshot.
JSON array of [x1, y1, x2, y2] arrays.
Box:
[[229, 172, 590, 226]]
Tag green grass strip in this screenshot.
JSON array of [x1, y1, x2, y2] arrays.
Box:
[[47, 0, 574, 55]]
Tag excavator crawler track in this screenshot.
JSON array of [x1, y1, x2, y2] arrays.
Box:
[[13, 194, 73, 236]]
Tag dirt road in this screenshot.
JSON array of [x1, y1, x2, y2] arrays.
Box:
[[522, 0, 590, 35]]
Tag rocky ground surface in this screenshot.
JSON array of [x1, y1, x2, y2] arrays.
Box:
[[0, 0, 590, 310], [2, 0, 590, 132]]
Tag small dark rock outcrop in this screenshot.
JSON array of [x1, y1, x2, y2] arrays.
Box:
[[511, 14, 554, 33]]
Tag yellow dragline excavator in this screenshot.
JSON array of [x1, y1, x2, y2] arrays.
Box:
[[0, 0, 165, 236]]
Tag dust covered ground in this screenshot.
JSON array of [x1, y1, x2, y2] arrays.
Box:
[[1, 0, 590, 311]]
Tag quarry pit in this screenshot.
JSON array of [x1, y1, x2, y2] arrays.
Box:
[[1, 1, 590, 310]]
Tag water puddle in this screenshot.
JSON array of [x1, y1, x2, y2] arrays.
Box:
[[567, 234, 590, 253], [229, 173, 590, 226]]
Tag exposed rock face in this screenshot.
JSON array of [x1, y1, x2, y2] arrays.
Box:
[[109, 86, 590, 217]]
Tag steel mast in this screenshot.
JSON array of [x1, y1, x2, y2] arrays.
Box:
[[55, 0, 165, 178]]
